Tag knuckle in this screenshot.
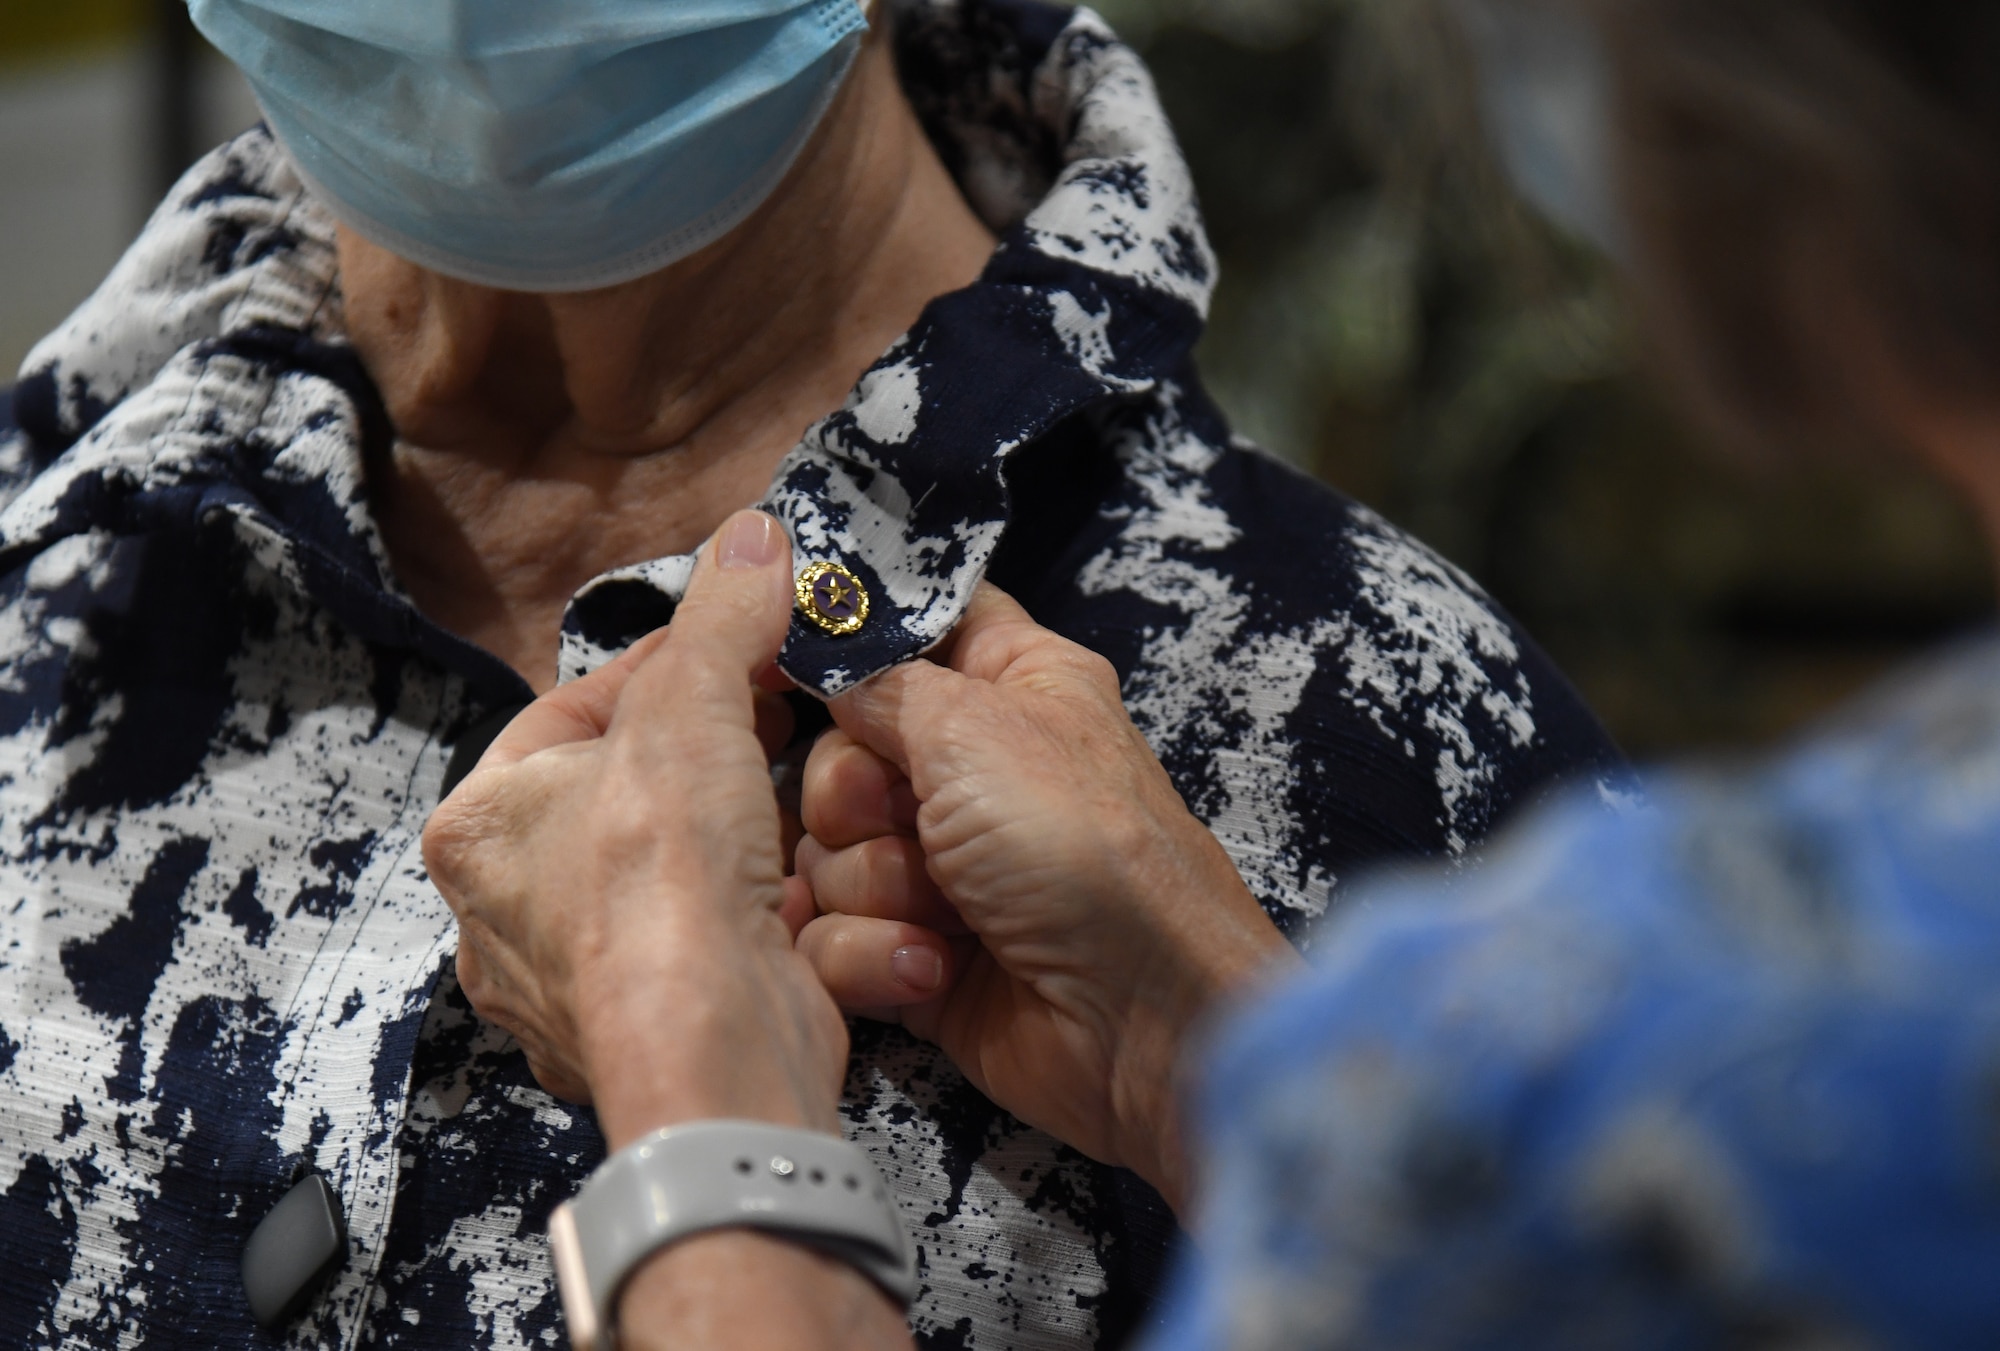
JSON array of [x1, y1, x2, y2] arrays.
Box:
[[801, 743, 883, 840], [794, 833, 830, 879], [865, 835, 920, 893], [455, 968, 508, 1028], [796, 914, 839, 968], [800, 755, 842, 839], [422, 790, 498, 900], [857, 836, 895, 893], [1051, 642, 1120, 694], [811, 845, 863, 913], [957, 625, 1013, 676], [419, 813, 462, 888], [804, 726, 856, 775], [1079, 649, 1123, 695]]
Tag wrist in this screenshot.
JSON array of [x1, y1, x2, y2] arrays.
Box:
[[561, 1123, 916, 1351], [1109, 842, 1300, 1214], [616, 1229, 911, 1351], [1104, 1008, 1199, 1213], [576, 949, 846, 1150]]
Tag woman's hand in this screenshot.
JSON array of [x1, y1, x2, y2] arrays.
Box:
[[421, 510, 842, 1148], [424, 510, 907, 1350], [795, 584, 1300, 1213]]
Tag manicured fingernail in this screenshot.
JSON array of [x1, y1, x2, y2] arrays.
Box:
[[717, 511, 784, 570], [891, 945, 943, 993]]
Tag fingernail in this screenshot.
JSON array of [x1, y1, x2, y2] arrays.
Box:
[[891, 945, 943, 993], [717, 511, 784, 571]]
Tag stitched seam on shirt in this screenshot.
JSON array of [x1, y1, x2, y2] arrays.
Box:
[[325, 821, 454, 1351], [270, 684, 444, 1104], [269, 711, 452, 1348], [339, 924, 461, 1351], [324, 687, 468, 1351], [271, 745, 434, 1106]]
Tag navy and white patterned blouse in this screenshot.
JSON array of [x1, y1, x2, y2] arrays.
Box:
[[1160, 635, 2000, 1351], [0, 3, 1620, 1347]]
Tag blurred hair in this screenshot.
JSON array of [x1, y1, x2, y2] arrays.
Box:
[[1597, 1, 2000, 456]]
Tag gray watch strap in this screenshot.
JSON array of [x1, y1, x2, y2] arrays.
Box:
[[548, 1120, 916, 1350]]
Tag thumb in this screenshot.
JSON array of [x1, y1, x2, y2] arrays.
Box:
[[827, 580, 1050, 777], [928, 581, 1047, 683], [470, 628, 673, 776], [614, 510, 796, 734], [677, 509, 797, 668], [826, 657, 969, 787]]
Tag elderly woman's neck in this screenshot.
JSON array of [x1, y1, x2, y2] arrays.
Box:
[[343, 34, 984, 462], [346, 29, 995, 690]]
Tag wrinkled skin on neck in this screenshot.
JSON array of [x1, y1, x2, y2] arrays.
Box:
[[346, 21, 995, 692]]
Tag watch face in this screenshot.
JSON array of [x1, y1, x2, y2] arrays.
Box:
[[548, 1202, 601, 1351]]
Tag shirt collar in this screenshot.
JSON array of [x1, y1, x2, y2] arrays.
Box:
[[573, 1, 1218, 694], [5, 0, 1216, 700]]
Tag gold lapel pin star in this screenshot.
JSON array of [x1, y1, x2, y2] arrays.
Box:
[[796, 561, 870, 636]]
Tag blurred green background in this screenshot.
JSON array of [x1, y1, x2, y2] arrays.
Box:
[[0, 0, 1991, 758], [1095, 0, 1993, 756]]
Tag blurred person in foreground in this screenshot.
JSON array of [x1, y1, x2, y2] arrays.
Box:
[[0, 0, 1622, 1346], [426, 0, 2000, 1347]]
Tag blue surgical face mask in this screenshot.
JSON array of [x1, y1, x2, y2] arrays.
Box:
[[188, 0, 869, 292]]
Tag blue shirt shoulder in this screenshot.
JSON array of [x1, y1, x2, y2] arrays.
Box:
[[1160, 635, 2000, 1351]]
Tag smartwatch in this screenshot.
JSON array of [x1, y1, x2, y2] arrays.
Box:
[[548, 1119, 917, 1350]]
